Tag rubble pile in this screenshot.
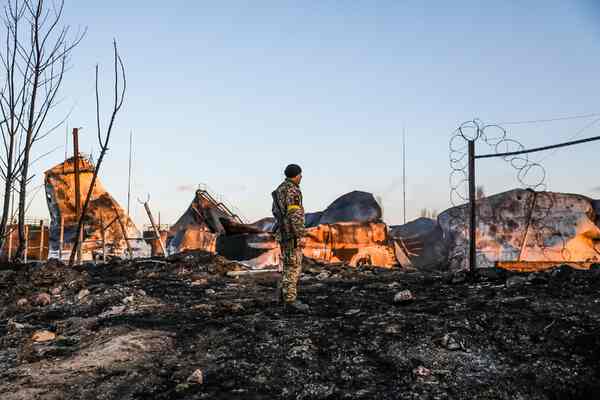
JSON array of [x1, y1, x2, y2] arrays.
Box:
[[0, 256, 599, 399]]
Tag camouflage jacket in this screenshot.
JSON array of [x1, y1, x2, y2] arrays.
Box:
[[272, 178, 305, 242]]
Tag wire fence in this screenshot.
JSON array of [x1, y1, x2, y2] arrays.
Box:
[[449, 118, 600, 273]]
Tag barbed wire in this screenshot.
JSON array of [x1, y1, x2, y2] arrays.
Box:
[[449, 119, 547, 209], [446, 119, 587, 268]]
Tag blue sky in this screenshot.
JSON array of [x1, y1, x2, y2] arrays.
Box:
[[22, 0, 600, 226]]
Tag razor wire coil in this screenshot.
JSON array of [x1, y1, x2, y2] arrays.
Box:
[[445, 119, 596, 268]]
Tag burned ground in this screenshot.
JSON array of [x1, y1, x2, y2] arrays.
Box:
[[0, 255, 599, 399]]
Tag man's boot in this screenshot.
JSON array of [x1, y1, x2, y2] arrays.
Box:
[[283, 300, 310, 314]]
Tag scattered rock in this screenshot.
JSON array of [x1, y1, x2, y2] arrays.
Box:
[[506, 275, 529, 287], [9, 320, 25, 330], [205, 289, 216, 295], [413, 366, 431, 377], [393, 290, 415, 304], [438, 333, 463, 351], [316, 271, 331, 280], [17, 298, 29, 307], [191, 304, 214, 311], [77, 288, 90, 301], [51, 287, 62, 295], [187, 369, 204, 385], [222, 302, 244, 312], [345, 309, 361, 316], [450, 271, 468, 284], [385, 324, 401, 334], [191, 278, 208, 286], [99, 305, 127, 318], [31, 292, 52, 306], [175, 383, 190, 393], [137, 289, 147, 296], [122, 295, 135, 304], [32, 330, 56, 342]]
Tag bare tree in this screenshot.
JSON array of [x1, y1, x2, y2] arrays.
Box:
[[0, 1, 29, 252], [69, 40, 125, 266], [0, 0, 84, 260]]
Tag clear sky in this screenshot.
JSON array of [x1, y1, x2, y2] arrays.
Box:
[[20, 0, 600, 227]]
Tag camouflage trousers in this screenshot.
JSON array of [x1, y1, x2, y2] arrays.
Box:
[[279, 239, 303, 303]]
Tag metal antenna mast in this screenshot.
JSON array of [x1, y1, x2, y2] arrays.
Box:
[[127, 129, 133, 216], [402, 125, 407, 224]]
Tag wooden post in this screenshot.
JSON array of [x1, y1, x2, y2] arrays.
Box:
[[39, 220, 44, 261], [24, 225, 29, 263], [143, 201, 166, 257], [78, 223, 83, 264], [113, 207, 133, 259], [468, 140, 476, 274], [59, 216, 64, 260], [73, 128, 82, 264], [100, 215, 106, 263]]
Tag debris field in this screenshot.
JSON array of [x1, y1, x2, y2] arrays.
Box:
[[0, 253, 599, 399]]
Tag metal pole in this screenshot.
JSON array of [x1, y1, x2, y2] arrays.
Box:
[[143, 201, 166, 257], [468, 140, 476, 274], [64, 122, 68, 165], [39, 220, 44, 260], [127, 129, 133, 216], [72, 128, 82, 264], [59, 215, 64, 260], [402, 125, 406, 224]]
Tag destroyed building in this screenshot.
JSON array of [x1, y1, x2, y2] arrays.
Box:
[[427, 189, 600, 270], [42, 163, 600, 272], [168, 190, 406, 268], [44, 156, 150, 261]]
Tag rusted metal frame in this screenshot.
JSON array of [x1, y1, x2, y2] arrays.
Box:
[[59, 216, 64, 261], [102, 216, 119, 231], [112, 206, 133, 259], [142, 201, 166, 257], [197, 189, 243, 224]]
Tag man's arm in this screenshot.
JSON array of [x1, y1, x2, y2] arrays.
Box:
[[286, 188, 305, 239]]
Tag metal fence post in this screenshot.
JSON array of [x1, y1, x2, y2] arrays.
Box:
[[39, 220, 44, 260], [468, 140, 476, 274], [59, 216, 64, 260]]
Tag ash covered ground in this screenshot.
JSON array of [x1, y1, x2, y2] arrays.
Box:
[[0, 253, 599, 399]]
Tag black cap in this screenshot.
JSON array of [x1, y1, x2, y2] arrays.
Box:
[[284, 164, 302, 178]]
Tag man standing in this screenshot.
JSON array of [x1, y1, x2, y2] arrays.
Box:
[[272, 164, 309, 313]]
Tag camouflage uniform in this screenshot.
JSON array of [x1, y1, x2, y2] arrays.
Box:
[[272, 178, 305, 303]]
